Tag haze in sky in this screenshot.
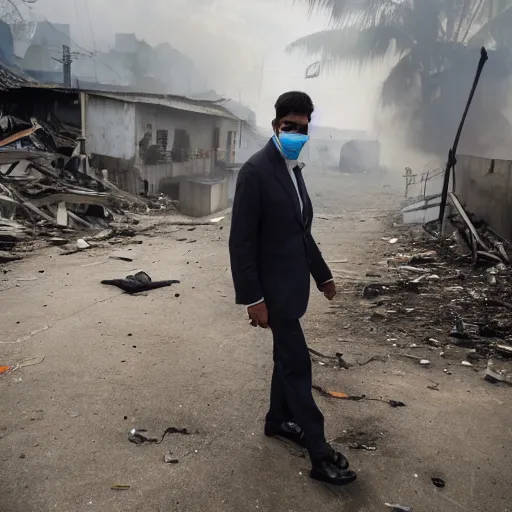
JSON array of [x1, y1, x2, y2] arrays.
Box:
[[24, 0, 392, 132]]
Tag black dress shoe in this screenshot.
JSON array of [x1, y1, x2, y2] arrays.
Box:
[[310, 457, 357, 486], [328, 446, 350, 471], [264, 421, 307, 448]]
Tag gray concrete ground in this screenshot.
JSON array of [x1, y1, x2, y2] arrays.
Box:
[[1, 170, 511, 512]]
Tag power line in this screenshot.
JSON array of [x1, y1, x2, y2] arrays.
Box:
[[82, 0, 98, 81], [42, 19, 123, 81]]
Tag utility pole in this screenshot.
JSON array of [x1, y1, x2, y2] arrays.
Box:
[[62, 45, 71, 87]]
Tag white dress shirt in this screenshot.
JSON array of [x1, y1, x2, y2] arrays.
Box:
[[247, 159, 332, 308]]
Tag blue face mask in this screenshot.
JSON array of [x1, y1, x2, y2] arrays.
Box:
[[273, 132, 310, 160]]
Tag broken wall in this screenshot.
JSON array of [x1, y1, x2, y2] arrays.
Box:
[[85, 95, 136, 160], [455, 154, 512, 241]]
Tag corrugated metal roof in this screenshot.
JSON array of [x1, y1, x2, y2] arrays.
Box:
[[86, 91, 239, 120], [0, 62, 35, 91]]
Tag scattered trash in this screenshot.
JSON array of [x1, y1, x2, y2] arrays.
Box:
[[389, 238, 399, 244], [420, 359, 431, 367], [450, 320, 479, 340], [385, 503, 412, 512], [432, 477, 445, 488], [484, 362, 512, 385], [77, 239, 90, 250], [397, 266, 430, 275], [210, 216, 225, 223], [349, 441, 377, 451], [461, 361, 473, 367], [49, 237, 68, 246], [101, 271, 180, 294], [110, 484, 131, 491], [496, 344, 512, 358], [109, 251, 134, 262], [308, 348, 349, 369], [128, 426, 190, 445], [164, 452, 179, 464], [313, 385, 406, 408], [362, 283, 387, 299], [0, 365, 12, 375]]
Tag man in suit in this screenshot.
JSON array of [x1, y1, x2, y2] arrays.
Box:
[[229, 91, 357, 486]]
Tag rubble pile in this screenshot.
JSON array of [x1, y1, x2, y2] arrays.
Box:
[[0, 115, 177, 262], [360, 209, 512, 382]]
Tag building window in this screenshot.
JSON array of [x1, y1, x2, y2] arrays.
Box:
[[172, 129, 191, 162], [156, 129, 168, 150]]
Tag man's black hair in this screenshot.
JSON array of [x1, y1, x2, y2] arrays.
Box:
[[274, 91, 314, 122]]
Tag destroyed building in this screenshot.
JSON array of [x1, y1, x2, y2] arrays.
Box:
[[0, 61, 246, 261], [1, 60, 242, 213]]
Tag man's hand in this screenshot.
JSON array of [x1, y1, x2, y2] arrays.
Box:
[[319, 281, 336, 301], [247, 301, 269, 328]]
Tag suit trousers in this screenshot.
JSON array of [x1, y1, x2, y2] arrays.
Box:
[[266, 316, 329, 460]]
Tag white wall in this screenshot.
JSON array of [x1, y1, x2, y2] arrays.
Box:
[[85, 96, 136, 160], [135, 104, 238, 155]]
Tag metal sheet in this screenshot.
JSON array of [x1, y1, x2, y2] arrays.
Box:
[[87, 92, 238, 120]]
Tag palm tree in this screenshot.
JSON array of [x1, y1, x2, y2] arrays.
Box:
[[0, 0, 37, 23], [288, 0, 512, 154]]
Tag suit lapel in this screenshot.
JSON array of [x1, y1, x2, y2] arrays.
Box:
[[264, 140, 304, 226]]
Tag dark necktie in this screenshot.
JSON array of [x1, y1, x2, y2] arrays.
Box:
[[293, 166, 308, 225]]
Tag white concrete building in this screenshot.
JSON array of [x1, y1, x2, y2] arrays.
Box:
[[82, 91, 240, 195]]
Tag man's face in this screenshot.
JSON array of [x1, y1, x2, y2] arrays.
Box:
[[274, 114, 309, 136]]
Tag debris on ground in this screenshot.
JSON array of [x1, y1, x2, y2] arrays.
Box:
[[484, 361, 512, 386], [339, 193, 512, 380], [0, 114, 180, 262], [312, 385, 406, 407], [128, 426, 190, 445], [101, 271, 180, 294], [109, 250, 134, 262], [431, 477, 446, 488], [110, 484, 131, 491], [164, 452, 179, 464], [76, 239, 90, 250], [385, 504, 412, 512], [308, 348, 349, 368], [348, 441, 377, 451]]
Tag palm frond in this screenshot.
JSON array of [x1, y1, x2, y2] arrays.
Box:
[[468, 6, 512, 45], [287, 25, 415, 65], [477, 0, 512, 20], [380, 52, 420, 107], [296, 0, 405, 28]]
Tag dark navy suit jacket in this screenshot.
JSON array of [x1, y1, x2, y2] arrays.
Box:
[[229, 139, 332, 320]]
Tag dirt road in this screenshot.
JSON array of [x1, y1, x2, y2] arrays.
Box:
[[1, 170, 511, 512]]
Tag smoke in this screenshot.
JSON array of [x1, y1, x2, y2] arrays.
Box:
[[24, 0, 388, 134]]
